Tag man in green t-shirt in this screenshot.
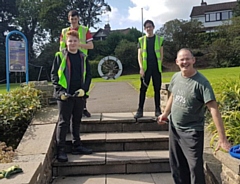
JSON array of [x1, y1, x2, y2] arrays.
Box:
[[158, 48, 231, 184]]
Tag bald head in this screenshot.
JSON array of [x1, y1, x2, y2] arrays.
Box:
[[177, 48, 194, 58]]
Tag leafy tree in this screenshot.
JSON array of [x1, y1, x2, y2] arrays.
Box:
[[39, 0, 68, 42], [15, 0, 46, 61], [233, 0, 240, 17], [124, 28, 142, 43], [39, 0, 111, 42], [115, 39, 138, 73], [208, 17, 240, 67], [0, 0, 18, 81], [156, 19, 203, 62]]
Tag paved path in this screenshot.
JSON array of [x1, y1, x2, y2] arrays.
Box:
[[87, 82, 155, 113]]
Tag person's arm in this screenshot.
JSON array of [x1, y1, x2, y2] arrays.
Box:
[[82, 57, 92, 93], [138, 46, 144, 77], [79, 41, 93, 50], [157, 93, 173, 124], [79, 30, 94, 50], [206, 100, 231, 152]]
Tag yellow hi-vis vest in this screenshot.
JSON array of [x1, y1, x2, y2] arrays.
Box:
[[59, 25, 88, 55], [138, 35, 164, 72], [56, 51, 86, 90]]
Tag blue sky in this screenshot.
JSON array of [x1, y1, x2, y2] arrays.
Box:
[[90, 0, 237, 33]]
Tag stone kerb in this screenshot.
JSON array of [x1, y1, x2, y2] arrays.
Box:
[[0, 106, 58, 184], [215, 151, 240, 184], [160, 83, 170, 113]]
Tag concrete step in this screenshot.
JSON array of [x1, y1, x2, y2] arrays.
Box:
[[52, 150, 170, 176], [65, 131, 169, 152], [52, 173, 174, 184], [81, 112, 168, 133]]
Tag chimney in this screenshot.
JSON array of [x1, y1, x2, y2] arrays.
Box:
[[201, 0, 207, 6], [104, 23, 111, 32]]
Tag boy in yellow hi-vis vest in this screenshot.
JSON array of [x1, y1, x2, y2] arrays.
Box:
[[134, 20, 164, 119], [60, 10, 93, 117], [51, 30, 92, 162]]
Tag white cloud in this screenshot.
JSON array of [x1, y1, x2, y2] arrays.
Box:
[[128, 0, 236, 29]]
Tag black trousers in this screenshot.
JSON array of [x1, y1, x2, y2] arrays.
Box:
[[169, 125, 205, 184], [138, 67, 162, 110], [56, 97, 84, 149]]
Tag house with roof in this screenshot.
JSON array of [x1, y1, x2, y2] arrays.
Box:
[[190, 0, 237, 32], [92, 23, 130, 41]]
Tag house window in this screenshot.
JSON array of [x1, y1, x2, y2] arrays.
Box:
[[229, 11, 233, 19], [222, 11, 228, 20], [210, 13, 216, 21], [205, 14, 210, 22], [216, 12, 221, 21]]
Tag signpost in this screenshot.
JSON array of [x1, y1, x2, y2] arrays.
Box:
[[5, 31, 28, 91]]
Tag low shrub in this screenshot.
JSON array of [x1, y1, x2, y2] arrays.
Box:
[[207, 77, 240, 148], [89, 60, 100, 78], [0, 84, 42, 148]]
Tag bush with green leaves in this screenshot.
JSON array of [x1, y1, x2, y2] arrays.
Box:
[[89, 60, 100, 78], [0, 85, 42, 148], [207, 77, 240, 148]]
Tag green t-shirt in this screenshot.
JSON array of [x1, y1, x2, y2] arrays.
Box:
[[168, 71, 216, 131]]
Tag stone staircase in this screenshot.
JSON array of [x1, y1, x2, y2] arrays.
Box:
[[51, 112, 173, 183]]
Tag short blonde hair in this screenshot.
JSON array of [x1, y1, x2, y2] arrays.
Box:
[[66, 30, 79, 40]]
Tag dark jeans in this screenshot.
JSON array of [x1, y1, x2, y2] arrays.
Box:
[[169, 125, 205, 184], [56, 97, 84, 149], [138, 67, 162, 110]]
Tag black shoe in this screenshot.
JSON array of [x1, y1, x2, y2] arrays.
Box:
[[72, 145, 93, 155], [155, 107, 161, 117], [83, 109, 91, 117], [134, 109, 143, 119], [57, 150, 68, 162]]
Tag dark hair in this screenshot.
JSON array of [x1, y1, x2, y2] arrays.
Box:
[[143, 20, 155, 28], [68, 10, 79, 18]]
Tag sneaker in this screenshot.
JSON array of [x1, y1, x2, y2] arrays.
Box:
[[155, 107, 161, 117], [134, 109, 143, 119], [83, 109, 91, 117], [72, 145, 93, 155], [57, 150, 68, 162]]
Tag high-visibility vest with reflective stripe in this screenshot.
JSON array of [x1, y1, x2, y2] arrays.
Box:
[[139, 35, 164, 72], [60, 25, 88, 55], [56, 51, 87, 90]]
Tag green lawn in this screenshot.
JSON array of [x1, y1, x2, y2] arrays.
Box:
[[0, 66, 239, 96]]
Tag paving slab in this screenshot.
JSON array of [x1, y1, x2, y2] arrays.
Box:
[[31, 105, 58, 125], [54, 152, 106, 166], [52, 175, 105, 184], [106, 132, 144, 142], [87, 82, 155, 113], [101, 112, 135, 122], [106, 151, 149, 164], [151, 173, 174, 184], [16, 124, 55, 155], [107, 173, 155, 184], [82, 113, 101, 123], [146, 150, 169, 162]]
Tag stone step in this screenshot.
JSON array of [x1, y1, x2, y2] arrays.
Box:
[[81, 112, 168, 133], [65, 131, 169, 152], [52, 173, 174, 184], [52, 150, 170, 176]]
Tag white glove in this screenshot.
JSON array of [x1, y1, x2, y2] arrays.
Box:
[[60, 93, 69, 100], [75, 89, 85, 97]]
